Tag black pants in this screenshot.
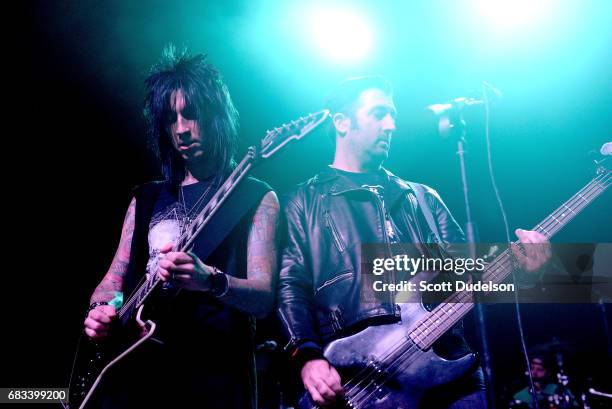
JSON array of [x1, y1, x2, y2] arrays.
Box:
[[96, 342, 255, 409]]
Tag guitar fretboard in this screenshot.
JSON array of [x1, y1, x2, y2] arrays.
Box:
[[117, 150, 254, 320], [410, 170, 610, 349], [114, 110, 330, 321]]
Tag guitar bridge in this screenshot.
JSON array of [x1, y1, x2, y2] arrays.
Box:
[[366, 359, 391, 400]]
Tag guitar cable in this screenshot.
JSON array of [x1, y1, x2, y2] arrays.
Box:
[[482, 82, 540, 409]]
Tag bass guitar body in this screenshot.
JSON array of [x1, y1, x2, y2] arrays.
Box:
[[298, 301, 477, 409]]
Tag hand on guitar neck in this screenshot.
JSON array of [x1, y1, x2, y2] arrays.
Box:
[[511, 228, 552, 272], [156, 242, 216, 292]]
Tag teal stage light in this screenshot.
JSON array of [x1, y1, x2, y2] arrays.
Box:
[[472, 0, 554, 29], [303, 5, 374, 64]]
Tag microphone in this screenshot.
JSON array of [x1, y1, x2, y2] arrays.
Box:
[[427, 82, 502, 115], [600, 141, 612, 156], [427, 97, 484, 115]]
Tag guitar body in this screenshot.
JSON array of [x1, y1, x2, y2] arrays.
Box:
[[298, 301, 477, 409], [68, 304, 159, 409]]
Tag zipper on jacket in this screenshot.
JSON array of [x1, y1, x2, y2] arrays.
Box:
[[278, 309, 297, 351], [368, 189, 397, 307], [369, 190, 391, 247], [324, 211, 346, 253], [315, 271, 353, 294], [330, 187, 397, 308], [330, 309, 344, 333]]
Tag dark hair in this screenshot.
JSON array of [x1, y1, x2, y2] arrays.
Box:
[[144, 45, 238, 186], [324, 75, 392, 138], [325, 75, 392, 116], [530, 354, 552, 370]]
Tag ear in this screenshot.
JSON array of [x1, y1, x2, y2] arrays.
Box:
[[332, 113, 351, 137]]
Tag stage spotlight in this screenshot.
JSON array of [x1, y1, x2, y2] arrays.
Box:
[[304, 6, 374, 64], [473, 0, 554, 29]]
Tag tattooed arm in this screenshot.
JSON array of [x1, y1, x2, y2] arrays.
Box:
[[157, 191, 280, 318], [84, 197, 136, 338], [220, 190, 280, 318]]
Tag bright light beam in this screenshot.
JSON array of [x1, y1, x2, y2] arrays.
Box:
[[473, 0, 554, 29], [304, 6, 374, 64]]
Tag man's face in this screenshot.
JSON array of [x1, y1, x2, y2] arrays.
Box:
[[346, 88, 397, 161], [530, 359, 547, 381], [168, 89, 204, 160]]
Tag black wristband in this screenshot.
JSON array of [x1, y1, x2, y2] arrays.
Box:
[[208, 270, 230, 297], [291, 343, 325, 369], [86, 301, 109, 318]]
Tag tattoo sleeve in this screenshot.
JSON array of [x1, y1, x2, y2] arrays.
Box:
[[90, 197, 136, 308], [217, 190, 280, 318]]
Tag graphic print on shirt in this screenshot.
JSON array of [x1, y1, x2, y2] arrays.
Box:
[[146, 203, 185, 277]]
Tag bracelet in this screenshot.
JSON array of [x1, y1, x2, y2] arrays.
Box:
[[208, 268, 230, 298], [85, 301, 109, 318], [291, 342, 325, 369]]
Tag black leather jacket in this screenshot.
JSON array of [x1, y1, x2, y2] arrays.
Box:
[[277, 167, 466, 357]]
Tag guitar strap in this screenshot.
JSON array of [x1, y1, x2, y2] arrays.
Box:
[[192, 177, 271, 260], [125, 177, 271, 296], [407, 182, 442, 244]]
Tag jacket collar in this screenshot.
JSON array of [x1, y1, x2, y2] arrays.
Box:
[[312, 166, 414, 207]]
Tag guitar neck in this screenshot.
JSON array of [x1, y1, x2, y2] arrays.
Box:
[[114, 110, 329, 321], [411, 171, 610, 349], [116, 149, 256, 320], [175, 148, 255, 252]]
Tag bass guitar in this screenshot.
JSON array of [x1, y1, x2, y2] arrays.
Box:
[[299, 161, 610, 409]]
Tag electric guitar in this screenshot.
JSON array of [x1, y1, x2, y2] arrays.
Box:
[[66, 110, 330, 409], [298, 161, 610, 409]]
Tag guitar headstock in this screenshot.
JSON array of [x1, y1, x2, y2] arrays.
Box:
[[260, 109, 330, 159], [593, 154, 610, 194], [595, 142, 611, 172]]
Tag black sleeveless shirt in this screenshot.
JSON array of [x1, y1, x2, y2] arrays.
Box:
[[114, 175, 271, 409]]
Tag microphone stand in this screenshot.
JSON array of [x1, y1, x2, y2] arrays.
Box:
[[438, 108, 497, 409]]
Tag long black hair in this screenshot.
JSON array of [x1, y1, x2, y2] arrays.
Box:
[[144, 45, 238, 186]]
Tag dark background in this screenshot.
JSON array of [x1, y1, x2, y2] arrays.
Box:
[[8, 0, 612, 406]]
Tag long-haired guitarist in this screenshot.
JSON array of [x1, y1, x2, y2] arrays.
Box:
[[83, 46, 279, 408], [277, 76, 550, 408]]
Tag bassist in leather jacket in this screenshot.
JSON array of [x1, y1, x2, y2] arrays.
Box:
[[277, 76, 551, 408]]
